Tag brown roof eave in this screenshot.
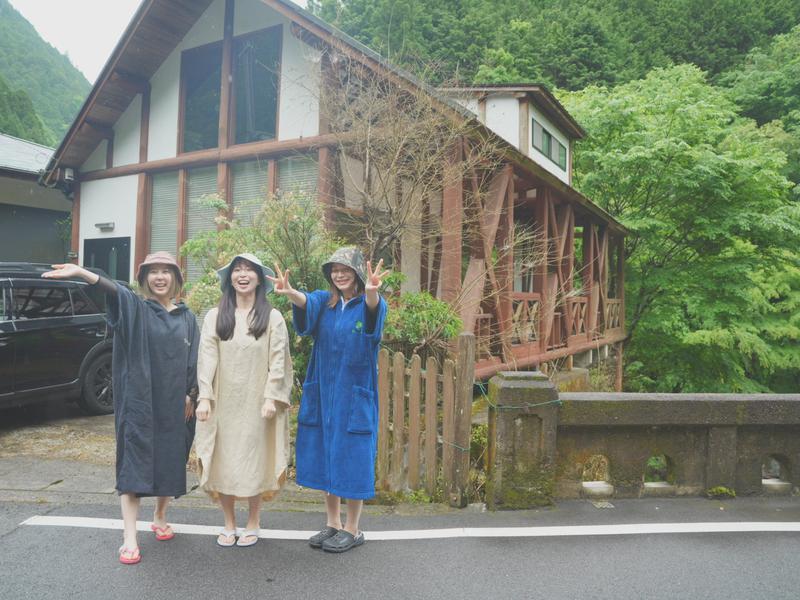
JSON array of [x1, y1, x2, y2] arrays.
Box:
[[42, 0, 156, 185]]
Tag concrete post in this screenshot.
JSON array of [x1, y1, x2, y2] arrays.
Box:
[[706, 426, 737, 491], [486, 371, 560, 509]]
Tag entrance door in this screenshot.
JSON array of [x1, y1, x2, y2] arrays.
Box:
[[84, 237, 130, 282]]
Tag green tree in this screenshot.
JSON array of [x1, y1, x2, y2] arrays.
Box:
[[0, 73, 54, 145], [561, 65, 800, 391], [0, 0, 90, 140]]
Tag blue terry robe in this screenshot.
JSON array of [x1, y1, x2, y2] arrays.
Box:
[[107, 283, 199, 497], [293, 290, 387, 499]]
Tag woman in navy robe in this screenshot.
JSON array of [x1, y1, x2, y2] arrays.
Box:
[[269, 247, 388, 553], [43, 252, 198, 565]]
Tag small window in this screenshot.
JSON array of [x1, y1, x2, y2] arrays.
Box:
[[558, 142, 567, 170], [181, 43, 223, 153], [233, 27, 281, 144], [70, 287, 100, 316], [542, 130, 552, 157], [13, 286, 72, 319], [532, 118, 543, 151]]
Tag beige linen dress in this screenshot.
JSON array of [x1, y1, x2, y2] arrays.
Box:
[[195, 307, 292, 500]]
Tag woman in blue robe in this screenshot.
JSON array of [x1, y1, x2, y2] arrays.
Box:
[[269, 247, 388, 553], [43, 252, 198, 565]]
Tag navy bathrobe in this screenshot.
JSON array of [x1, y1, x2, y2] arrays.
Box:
[[107, 283, 199, 497], [293, 291, 387, 499]]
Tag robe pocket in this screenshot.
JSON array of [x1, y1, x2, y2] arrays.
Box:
[[298, 381, 321, 427], [347, 386, 376, 434]]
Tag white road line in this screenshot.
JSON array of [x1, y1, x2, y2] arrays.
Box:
[[20, 516, 800, 540]]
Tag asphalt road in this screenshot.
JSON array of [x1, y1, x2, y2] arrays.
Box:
[[2, 497, 799, 600]]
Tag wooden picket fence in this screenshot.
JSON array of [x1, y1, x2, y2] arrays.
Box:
[[376, 333, 476, 507]]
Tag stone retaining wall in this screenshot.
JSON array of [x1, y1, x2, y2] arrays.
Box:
[[486, 372, 800, 509]]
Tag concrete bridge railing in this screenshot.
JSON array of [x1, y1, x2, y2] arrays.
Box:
[[486, 371, 800, 509]]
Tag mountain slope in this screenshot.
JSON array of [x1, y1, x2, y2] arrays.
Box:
[[0, 72, 53, 146], [0, 0, 90, 141]]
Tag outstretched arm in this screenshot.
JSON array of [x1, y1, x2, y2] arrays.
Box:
[[42, 264, 116, 295]]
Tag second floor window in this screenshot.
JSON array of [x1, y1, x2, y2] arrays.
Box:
[[233, 28, 281, 144], [532, 118, 567, 171], [181, 42, 223, 153], [180, 27, 282, 153]]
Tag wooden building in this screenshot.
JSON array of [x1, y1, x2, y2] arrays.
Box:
[[42, 0, 627, 377]]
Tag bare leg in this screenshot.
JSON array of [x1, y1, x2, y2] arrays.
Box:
[[153, 496, 170, 528], [218, 493, 237, 531], [343, 499, 363, 536], [120, 493, 140, 550], [325, 493, 343, 529], [245, 495, 262, 531]]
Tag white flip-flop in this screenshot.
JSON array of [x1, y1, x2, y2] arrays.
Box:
[[236, 529, 260, 547], [216, 529, 237, 547]]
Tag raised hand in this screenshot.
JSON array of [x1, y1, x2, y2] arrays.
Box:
[[266, 263, 294, 295], [41, 263, 87, 280], [365, 259, 391, 292]]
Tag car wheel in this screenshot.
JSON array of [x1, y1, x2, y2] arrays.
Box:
[[79, 352, 114, 415]]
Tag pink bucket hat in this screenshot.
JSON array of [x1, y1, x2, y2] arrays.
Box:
[[136, 251, 184, 286]]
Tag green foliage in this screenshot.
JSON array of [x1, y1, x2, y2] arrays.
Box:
[[644, 455, 669, 483], [706, 486, 736, 499], [383, 291, 462, 357], [311, 0, 800, 90], [722, 25, 800, 188], [0, 73, 53, 145], [561, 65, 800, 392], [181, 191, 340, 393], [0, 0, 90, 140]]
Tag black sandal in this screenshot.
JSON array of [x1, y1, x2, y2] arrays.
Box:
[[309, 526, 339, 548], [322, 530, 365, 553]]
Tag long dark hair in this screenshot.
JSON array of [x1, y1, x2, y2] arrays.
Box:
[[216, 258, 271, 341]]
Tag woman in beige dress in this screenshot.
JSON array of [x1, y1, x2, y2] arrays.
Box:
[[195, 253, 292, 547]]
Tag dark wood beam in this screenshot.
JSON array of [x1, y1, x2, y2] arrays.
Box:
[[218, 0, 234, 150], [139, 88, 150, 163], [79, 133, 339, 182]]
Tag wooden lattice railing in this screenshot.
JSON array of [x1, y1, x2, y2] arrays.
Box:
[[511, 291, 540, 344]]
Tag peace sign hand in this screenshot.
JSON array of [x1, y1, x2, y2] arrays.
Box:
[[365, 259, 391, 292], [266, 263, 294, 295]]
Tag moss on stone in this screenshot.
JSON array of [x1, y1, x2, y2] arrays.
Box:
[[493, 462, 555, 509]]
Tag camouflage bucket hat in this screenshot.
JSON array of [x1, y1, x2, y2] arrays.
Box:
[[322, 246, 366, 287], [216, 253, 275, 294]]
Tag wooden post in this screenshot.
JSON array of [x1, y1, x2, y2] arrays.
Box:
[[408, 354, 422, 490], [424, 356, 438, 495], [69, 183, 80, 264], [377, 348, 390, 489], [317, 146, 335, 225], [617, 237, 625, 333], [534, 192, 549, 351], [450, 333, 475, 507], [134, 174, 150, 269], [139, 86, 150, 164], [390, 351, 406, 491], [441, 358, 455, 496], [218, 0, 234, 150], [176, 169, 187, 270], [615, 342, 624, 392], [440, 142, 463, 304]]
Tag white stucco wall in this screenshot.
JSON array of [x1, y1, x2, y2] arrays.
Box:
[[147, 0, 318, 160], [78, 176, 138, 279], [113, 94, 141, 167], [529, 104, 570, 184], [485, 95, 519, 150]]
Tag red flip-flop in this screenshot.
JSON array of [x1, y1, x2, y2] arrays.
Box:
[[150, 523, 175, 541], [118, 545, 141, 565]]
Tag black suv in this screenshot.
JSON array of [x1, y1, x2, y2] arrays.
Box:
[[0, 263, 114, 415]]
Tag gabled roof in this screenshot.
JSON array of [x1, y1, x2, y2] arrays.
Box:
[[43, 0, 626, 234], [0, 133, 53, 177], [438, 84, 586, 140]]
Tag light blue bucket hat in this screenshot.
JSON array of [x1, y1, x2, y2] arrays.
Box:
[[216, 253, 275, 294]]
